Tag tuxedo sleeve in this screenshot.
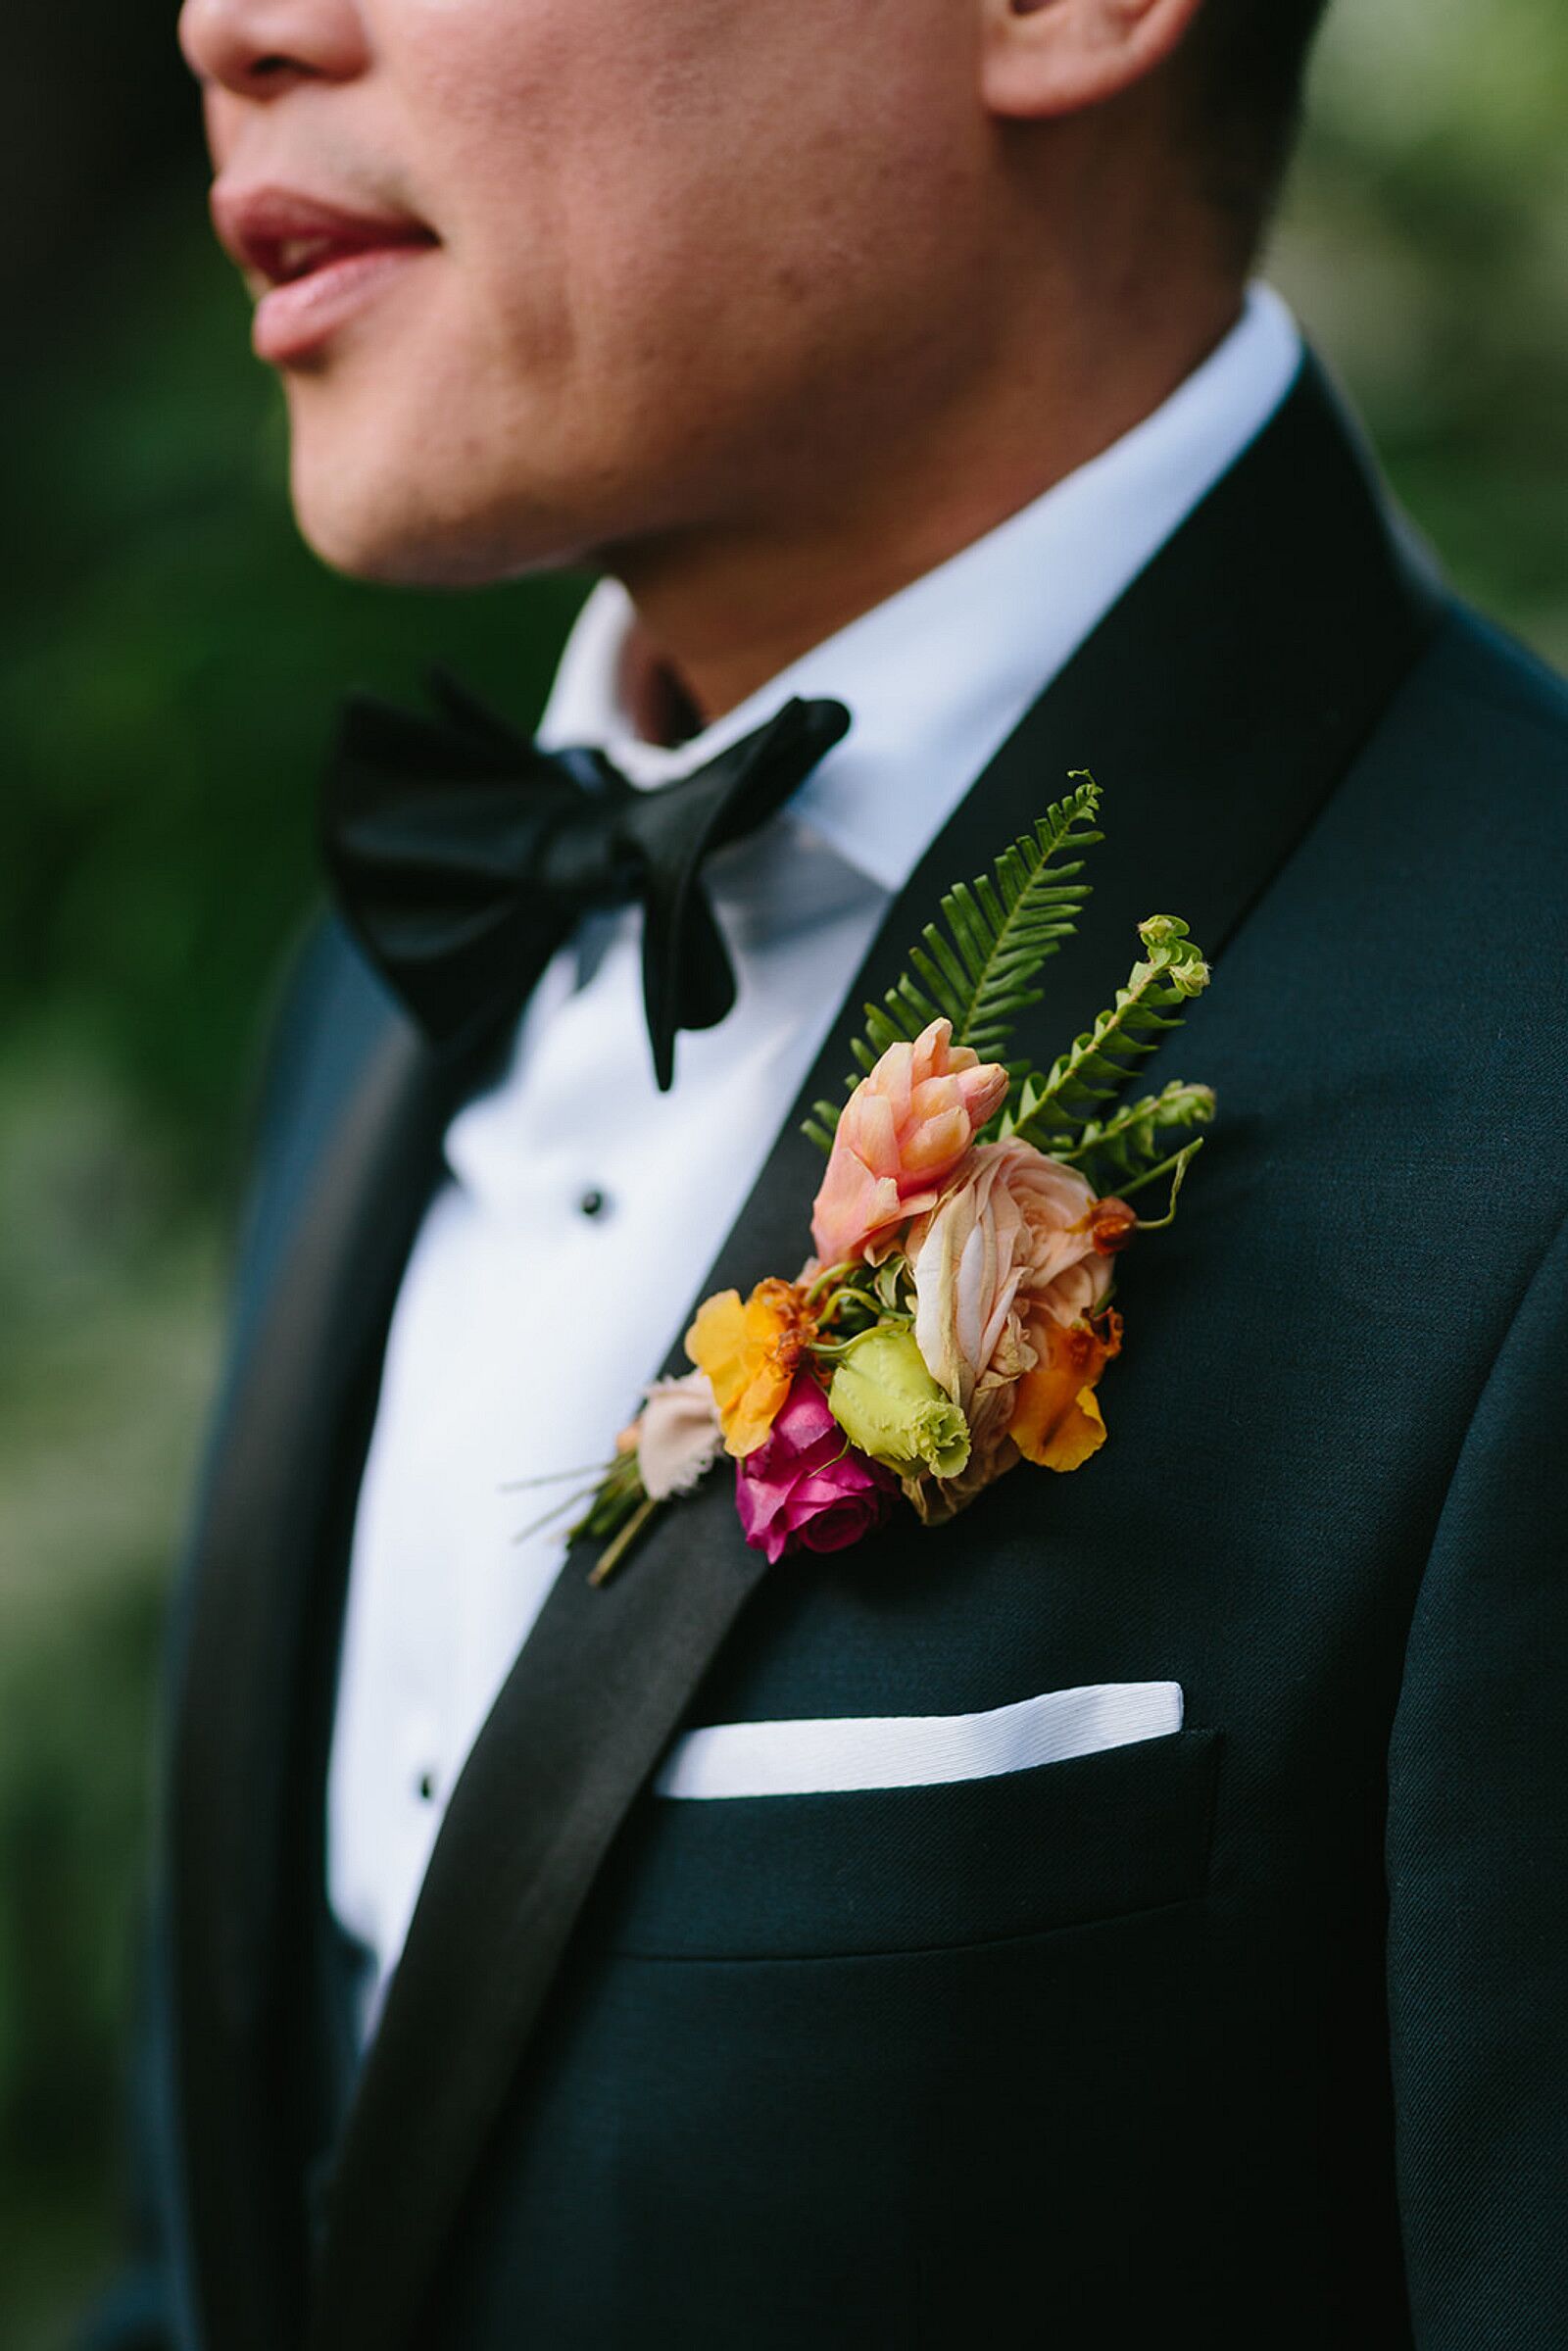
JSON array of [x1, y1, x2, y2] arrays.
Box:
[[1387, 1198, 1568, 2343], [82, 915, 358, 2351]]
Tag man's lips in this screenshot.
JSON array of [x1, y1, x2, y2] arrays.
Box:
[[210, 184, 439, 364]]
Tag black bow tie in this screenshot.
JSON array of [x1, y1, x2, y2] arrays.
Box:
[[322, 669, 851, 1090]]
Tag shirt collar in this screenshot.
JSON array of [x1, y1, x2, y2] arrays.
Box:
[[539, 283, 1302, 898]]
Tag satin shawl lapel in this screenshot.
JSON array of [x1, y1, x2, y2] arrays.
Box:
[[169, 1008, 466, 2351], [305, 358, 1444, 2351]]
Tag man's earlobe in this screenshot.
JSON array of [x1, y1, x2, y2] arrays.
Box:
[[982, 0, 1206, 122]]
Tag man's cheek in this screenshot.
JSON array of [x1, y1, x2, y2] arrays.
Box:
[[395, 0, 613, 145]]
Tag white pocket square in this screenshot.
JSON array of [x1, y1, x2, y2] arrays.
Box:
[[654, 1680, 1184, 1800]]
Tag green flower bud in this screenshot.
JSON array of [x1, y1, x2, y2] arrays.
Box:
[[828, 1325, 971, 1481]]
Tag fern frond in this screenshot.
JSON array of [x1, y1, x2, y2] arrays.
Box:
[[803, 1101, 845, 1157], [1041, 1079, 1216, 1194], [807, 778, 1104, 1146], [1002, 915, 1210, 1147], [1118, 1136, 1204, 1220]]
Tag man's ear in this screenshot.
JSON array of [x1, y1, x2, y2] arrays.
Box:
[[981, 0, 1207, 121]]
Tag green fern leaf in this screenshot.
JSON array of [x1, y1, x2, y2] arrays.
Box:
[[1043, 1078, 1217, 1193], [802, 1101, 844, 1155], [1002, 915, 1211, 1149], [802, 776, 1103, 1151]]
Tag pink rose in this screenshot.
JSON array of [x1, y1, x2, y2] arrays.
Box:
[[734, 1375, 896, 1564], [809, 1019, 1008, 1268]]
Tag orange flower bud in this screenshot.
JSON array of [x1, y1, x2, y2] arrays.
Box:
[[1087, 1197, 1139, 1255]]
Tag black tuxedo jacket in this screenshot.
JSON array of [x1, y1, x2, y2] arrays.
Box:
[[114, 357, 1568, 2350]]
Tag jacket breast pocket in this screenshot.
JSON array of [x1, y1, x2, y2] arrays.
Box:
[[589, 1725, 1223, 1961]]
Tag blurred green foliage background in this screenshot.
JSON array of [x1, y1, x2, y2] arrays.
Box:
[[2, 0, 1564, 2340]]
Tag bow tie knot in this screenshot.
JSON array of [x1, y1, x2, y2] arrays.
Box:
[[507, 764, 645, 908], [322, 669, 851, 1090]]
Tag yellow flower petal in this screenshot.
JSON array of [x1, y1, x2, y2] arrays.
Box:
[[1008, 1311, 1120, 1473], [686, 1280, 813, 1458], [1038, 1384, 1106, 1474]]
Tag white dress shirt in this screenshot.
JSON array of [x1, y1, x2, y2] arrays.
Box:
[[326, 284, 1301, 2033]]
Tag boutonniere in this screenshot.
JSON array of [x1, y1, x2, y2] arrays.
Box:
[[515, 777, 1214, 1583]]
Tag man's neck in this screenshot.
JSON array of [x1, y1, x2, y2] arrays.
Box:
[[607, 277, 1245, 725]]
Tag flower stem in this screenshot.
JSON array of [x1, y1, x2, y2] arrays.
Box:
[[499, 1461, 615, 1492], [511, 1486, 601, 1546], [804, 1258, 855, 1308], [588, 1495, 662, 1588]]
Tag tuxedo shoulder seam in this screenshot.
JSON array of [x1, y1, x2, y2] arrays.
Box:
[[1409, 605, 1568, 761]]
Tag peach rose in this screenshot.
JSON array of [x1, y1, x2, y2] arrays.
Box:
[[809, 1019, 1008, 1268], [906, 1140, 1116, 1513]]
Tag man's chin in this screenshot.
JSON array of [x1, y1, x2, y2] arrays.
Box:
[[289, 461, 589, 590]]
